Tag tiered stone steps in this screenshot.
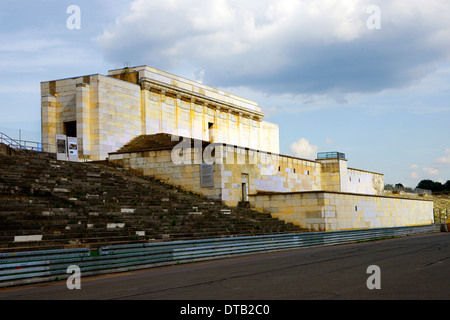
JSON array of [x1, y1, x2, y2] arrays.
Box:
[[115, 133, 207, 153], [0, 152, 306, 252]]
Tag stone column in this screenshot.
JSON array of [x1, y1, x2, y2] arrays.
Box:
[[41, 95, 58, 153], [213, 105, 220, 143], [76, 83, 90, 159], [237, 112, 242, 147], [140, 78, 152, 135], [190, 97, 195, 139], [224, 108, 230, 146], [160, 90, 166, 134], [203, 102, 208, 141], [175, 94, 182, 136]]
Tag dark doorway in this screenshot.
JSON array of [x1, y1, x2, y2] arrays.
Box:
[[241, 173, 249, 202], [208, 122, 214, 142], [64, 121, 77, 138]]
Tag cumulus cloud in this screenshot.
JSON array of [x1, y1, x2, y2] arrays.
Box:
[[409, 171, 419, 179], [408, 150, 450, 182], [96, 0, 450, 98], [289, 138, 318, 160], [434, 148, 450, 167], [423, 167, 439, 176]]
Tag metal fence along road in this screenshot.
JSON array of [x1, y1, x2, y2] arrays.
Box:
[[0, 224, 446, 288]]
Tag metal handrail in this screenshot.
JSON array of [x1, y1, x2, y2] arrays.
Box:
[[0, 132, 21, 149], [0, 132, 42, 152]]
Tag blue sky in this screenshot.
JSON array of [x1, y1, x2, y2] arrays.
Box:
[[0, 0, 449, 188]]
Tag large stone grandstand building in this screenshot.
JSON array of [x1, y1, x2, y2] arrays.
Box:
[[41, 66, 434, 231]]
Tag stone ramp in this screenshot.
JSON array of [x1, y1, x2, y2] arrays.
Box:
[[0, 152, 305, 252]]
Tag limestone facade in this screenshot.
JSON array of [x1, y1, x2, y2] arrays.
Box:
[[108, 135, 434, 231], [108, 135, 385, 206], [41, 66, 279, 160], [248, 191, 434, 231]]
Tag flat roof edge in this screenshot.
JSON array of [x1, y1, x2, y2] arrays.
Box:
[[249, 190, 433, 202]]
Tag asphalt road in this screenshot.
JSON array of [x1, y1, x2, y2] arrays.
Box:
[[0, 233, 448, 302]]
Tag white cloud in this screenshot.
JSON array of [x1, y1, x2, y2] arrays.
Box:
[[289, 138, 318, 160], [435, 148, 450, 167], [423, 167, 439, 176], [407, 150, 450, 183], [325, 138, 333, 146], [95, 0, 450, 97], [409, 172, 419, 179]]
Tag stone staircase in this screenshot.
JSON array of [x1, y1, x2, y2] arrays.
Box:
[[115, 134, 170, 153], [115, 133, 203, 153], [0, 151, 305, 252]]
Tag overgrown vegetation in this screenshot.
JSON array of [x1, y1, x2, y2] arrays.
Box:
[[416, 179, 450, 194]]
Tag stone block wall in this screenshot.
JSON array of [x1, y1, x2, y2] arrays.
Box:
[[317, 158, 384, 196], [41, 74, 142, 160], [217, 146, 321, 205], [93, 75, 141, 158], [108, 140, 386, 209], [109, 148, 223, 200], [344, 168, 384, 195], [42, 66, 281, 161], [249, 191, 434, 231], [109, 143, 323, 206]]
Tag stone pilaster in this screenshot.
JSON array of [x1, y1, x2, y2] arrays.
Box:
[[140, 78, 152, 135], [76, 83, 90, 159], [41, 95, 58, 153]]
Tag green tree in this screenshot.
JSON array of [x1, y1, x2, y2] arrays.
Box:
[[444, 180, 450, 191], [417, 179, 444, 192]]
